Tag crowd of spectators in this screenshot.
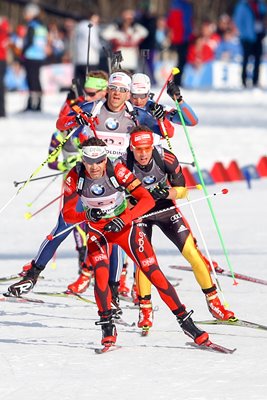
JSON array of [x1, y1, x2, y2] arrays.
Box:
[[0, 0, 266, 102]]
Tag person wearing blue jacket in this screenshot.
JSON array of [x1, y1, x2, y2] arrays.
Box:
[[22, 3, 48, 111], [233, 0, 267, 88]]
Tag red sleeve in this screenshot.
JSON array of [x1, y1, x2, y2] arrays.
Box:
[[160, 118, 175, 139], [114, 162, 155, 223], [56, 113, 78, 131], [62, 169, 87, 224]]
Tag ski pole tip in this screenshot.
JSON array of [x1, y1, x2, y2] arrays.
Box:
[[222, 188, 228, 194], [47, 234, 53, 241], [172, 67, 180, 75], [233, 280, 239, 286], [24, 212, 32, 220]]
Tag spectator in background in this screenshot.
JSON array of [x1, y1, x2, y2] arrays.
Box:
[[234, 0, 267, 88], [101, 8, 148, 73], [167, 0, 193, 86], [0, 15, 10, 117], [155, 16, 170, 60], [47, 22, 67, 64], [21, 3, 48, 112], [187, 20, 220, 69], [137, 5, 157, 84], [72, 13, 102, 88], [184, 20, 220, 88]]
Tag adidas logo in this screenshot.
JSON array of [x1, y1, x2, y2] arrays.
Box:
[[177, 224, 188, 233]]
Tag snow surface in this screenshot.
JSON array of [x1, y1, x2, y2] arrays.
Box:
[[0, 88, 267, 400]]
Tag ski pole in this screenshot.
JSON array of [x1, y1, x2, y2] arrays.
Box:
[[155, 67, 180, 104], [138, 188, 228, 220], [51, 181, 65, 270], [180, 160, 195, 167], [171, 67, 237, 285], [14, 172, 64, 187], [24, 193, 64, 220], [47, 220, 86, 241], [46, 186, 205, 241], [185, 190, 228, 304], [26, 174, 61, 208], [0, 127, 77, 216], [86, 23, 93, 75]]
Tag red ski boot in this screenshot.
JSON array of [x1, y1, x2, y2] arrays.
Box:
[[118, 266, 130, 297], [67, 266, 92, 294], [206, 291, 235, 320], [138, 299, 153, 328]]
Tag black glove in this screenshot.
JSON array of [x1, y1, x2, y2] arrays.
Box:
[[67, 88, 77, 102], [150, 182, 169, 200], [75, 112, 92, 125], [128, 196, 138, 206], [86, 208, 106, 222], [167, 80, 183, 102], [104, 217, 125, 233], [149, 103, 165, 120]]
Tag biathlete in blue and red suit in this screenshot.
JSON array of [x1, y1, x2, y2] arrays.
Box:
[[61, 136, 209, 347]]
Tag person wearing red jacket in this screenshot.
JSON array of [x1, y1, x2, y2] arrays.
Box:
[[61, 136, 209, 348], [0, 15, 10, 117]]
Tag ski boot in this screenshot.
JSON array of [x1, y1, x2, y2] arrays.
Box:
[[7, 261, 43, 296], [118, 265, 130, 298], [67, 265, 93, 294], [205, 289, 235, 320], [138, 298, 153, 335], [131, 282, 139, 305], [109, 282, 123, 318], [95, 310, 117, 346], [177, 308, 209, 345], [77, 246, 87, 272], [18, 260, 34, 277]]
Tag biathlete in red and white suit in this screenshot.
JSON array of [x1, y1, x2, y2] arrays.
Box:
[[62, 136, 209, 347]]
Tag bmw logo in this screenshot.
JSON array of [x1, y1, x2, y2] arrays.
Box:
[[90, 184, 105, 196], [105, 118, 119, 130], [143, 176, 156, 185]]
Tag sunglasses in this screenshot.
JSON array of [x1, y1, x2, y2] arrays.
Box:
[[108, 85, 129, 93], [84, 89, 102, 97], [131, 93, 149, 99]]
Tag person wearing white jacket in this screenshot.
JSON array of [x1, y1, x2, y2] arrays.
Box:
[[72, 13, 102, 87], [101, 9, 148, 72]]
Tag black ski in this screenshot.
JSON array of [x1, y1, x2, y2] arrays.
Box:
[[188, 340, 236, 354], [195, 318, 267, 331], [169, 265, 267, 286]]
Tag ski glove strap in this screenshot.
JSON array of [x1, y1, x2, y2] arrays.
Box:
[[149, 103, 165, 120], [75, 112, 92, 125]]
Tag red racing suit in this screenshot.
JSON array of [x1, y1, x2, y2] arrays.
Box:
[[62, 160, 185, 315]]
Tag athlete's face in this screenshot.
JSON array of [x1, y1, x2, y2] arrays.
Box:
[[132, 145, 153, 166], [84, 158, 107, 179], [107, 84, 130, 111], [84, 88, 107, 102], [130, 93, 149, 108]]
